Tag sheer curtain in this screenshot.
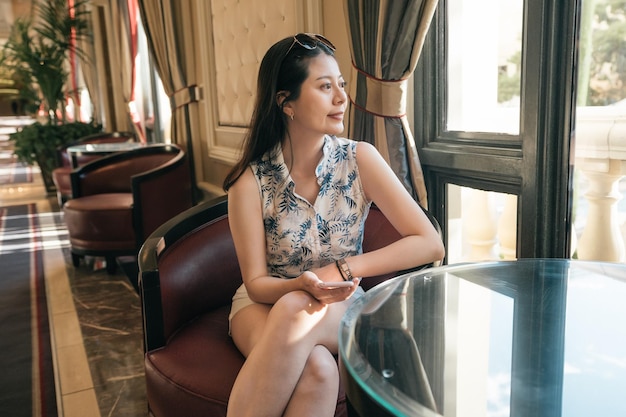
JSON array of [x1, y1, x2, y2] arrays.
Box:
[[75, 1, 138, 132], [102, 0, 134, 131], [122, 0, 147, 141], [77, 2, 101, 124], [344, 0, 438, 207], [112, 0, 140, 136], [137, 0, 201, 195]]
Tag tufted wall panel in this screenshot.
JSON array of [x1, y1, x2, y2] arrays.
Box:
[[211, 0, 298, 127]]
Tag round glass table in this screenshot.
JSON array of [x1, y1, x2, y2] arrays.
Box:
[[67, 142, 145, 168], [339, 259, 626, 417]]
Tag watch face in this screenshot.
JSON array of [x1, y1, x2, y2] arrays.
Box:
[[339, 260, 352, 279]]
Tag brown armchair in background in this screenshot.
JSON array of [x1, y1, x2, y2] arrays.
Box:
[[52, 131, 137, 206], [137, 195, 442, 417], [63, 144, 193, 276]]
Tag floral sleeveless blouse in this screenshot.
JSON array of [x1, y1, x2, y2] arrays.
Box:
[[250, 135, 371, 279]]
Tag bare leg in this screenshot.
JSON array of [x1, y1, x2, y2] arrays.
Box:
[[227, 291, 349, 417], [283, 345, 340, 417]]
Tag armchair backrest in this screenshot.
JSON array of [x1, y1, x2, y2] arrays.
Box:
[[70, 144, 182, 197], [140, 195, 238, 350], [139, 196, 441, 351], [132, 146, 194, 243]]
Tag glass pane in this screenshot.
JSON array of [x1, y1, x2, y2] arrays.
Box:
[[447, 184, 518, 263], [572, 0, 626, 262], [447, 0, 523, 134]]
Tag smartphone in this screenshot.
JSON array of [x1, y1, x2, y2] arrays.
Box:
[[318, 281, 355, 288]]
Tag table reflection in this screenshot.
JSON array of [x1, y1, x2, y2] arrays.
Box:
[[339, 259, 626, 417]]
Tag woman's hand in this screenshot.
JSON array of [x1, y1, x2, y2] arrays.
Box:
[[299, 267, 361, 305]]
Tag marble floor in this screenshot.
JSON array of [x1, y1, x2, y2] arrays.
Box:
[[1, 117, 147, 417]]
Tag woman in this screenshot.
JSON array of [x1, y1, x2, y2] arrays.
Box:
[[223, 33, 445, 417]]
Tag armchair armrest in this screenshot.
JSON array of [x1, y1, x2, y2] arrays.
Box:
[[139, 236, 167, 351]]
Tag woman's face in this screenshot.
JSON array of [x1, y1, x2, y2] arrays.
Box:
[[284, 54, 347, 137]]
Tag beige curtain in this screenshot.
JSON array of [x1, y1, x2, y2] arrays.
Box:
[[344, 0, 438, 207], [137, 0, 201, 193]]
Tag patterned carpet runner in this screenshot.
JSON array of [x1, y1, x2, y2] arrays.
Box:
[[0, 118, 34, 185], [0, 155, 33, 185], [0, 204, 57, 417]]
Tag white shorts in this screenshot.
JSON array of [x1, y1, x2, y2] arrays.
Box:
[[228, 283, 366, 327]]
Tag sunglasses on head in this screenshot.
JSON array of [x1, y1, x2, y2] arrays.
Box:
[[285, 33, 336, 57]]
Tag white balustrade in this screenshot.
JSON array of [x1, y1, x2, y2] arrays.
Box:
[[575, 106, 626, 262], [497, 194, 517, 260], [450, 106, 626, 263], [462, 189, 498, 261]]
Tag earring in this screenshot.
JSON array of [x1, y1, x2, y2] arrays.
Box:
[[289, 113, 294, 121]]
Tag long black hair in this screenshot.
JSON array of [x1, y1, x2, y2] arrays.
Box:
[[222, 34, 336, 191]]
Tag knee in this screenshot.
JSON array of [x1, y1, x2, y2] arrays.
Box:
[[273, 290, 323, 316], [303, 346, 340, 387]]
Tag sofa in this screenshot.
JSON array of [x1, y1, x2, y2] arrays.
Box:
[[138, 195, 440, 416]]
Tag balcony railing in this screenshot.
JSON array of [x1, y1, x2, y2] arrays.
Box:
[[448, 105, 626, 264]]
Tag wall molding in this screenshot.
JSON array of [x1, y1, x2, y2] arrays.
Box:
[[196, 0, 323, 167]]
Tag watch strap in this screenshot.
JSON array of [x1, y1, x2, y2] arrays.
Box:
[[336, 258, 354, 281]]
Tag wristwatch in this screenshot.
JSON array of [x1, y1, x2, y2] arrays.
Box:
[[336, 258, 354, 281]]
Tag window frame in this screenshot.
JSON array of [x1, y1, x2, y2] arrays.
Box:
[[414, 0, 580, 259]]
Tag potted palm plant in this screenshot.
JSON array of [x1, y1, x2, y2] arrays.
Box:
[[1, 0, 101, 192]]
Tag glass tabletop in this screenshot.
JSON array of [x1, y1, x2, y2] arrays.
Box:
[[339, 259, 626, 417], [67, 142, 144, 154]]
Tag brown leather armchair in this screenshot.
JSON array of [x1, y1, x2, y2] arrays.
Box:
[[138, 195, 441, 417], [51, 131, 137, 206], [63, 144, 194, 275]]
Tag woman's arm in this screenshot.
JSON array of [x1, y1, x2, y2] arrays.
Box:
[[347, 142, 445, 279]]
